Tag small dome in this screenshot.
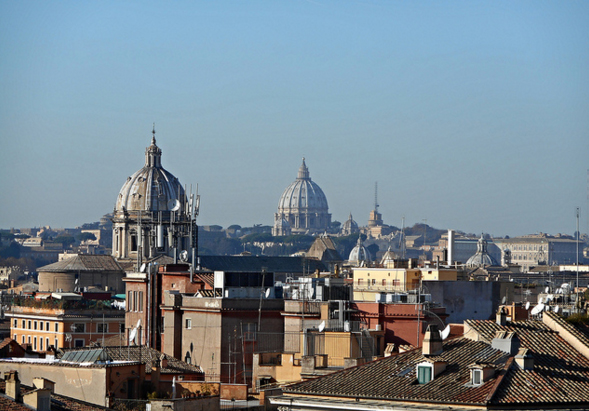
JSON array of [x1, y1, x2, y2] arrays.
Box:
[[342, 213, 359, 235], [466, 235, 498, 267], [115, 133, 185, 213], [349, 237, 371, 264]]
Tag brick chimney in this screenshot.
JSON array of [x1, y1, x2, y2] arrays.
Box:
[[422, 325, 443, 356], [6, 370, 21, 401]]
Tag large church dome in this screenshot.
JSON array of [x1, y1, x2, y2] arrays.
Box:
[[272, 158, 331, 235], [277, 159, 328, 211], [115, 131, 185, 214]]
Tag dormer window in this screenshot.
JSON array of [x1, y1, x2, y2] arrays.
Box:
[[416, 363, 433, 384], [471, 369, 482, 385]]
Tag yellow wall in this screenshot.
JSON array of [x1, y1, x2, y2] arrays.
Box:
[[352, 268, 422, 302]]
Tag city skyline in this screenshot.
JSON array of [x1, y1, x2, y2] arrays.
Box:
[[1, 1, 588, 237]]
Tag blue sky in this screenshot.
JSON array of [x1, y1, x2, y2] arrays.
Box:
[[1, 1, 588, 237]]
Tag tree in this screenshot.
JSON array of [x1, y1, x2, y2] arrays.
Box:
[[75, 232, 97, 243], [53, 235, 75, 247]]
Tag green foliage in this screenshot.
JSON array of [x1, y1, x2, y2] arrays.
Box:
[[76, 232, 97, 242], [565, 313, 589, 326], [53, 235, 75, 246], [0, 242, 21, 259]]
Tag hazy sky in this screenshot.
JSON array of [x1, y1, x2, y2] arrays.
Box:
[[1, 1, 588, 237]]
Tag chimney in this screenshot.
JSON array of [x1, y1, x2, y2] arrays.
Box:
[[160, 353, 168, 369], [6, 370, 21, 401], [422, 325, 443, 356], [496, 307, 507, 326], [491, 331, 520, 355], [515, 348, 534, 370]]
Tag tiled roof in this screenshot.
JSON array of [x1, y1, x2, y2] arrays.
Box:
[[466, 317, 589, 406], [285, 318, 589, 408], [194, 273, 214, 287], [0, 381, 109, 411], [38, 255, 123, 273], [59, 346, 203, 375], [0, 337, 14, 351], [286, 339, 509, 405]]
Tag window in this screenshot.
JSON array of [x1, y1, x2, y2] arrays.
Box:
[[382, 279, 387, 286], [22, 320, 25, 328], [97, 323, 108, 333], [471, 369, 482, 385], [133, 291, 138, 311], [185, 318, 192, 329], [161, 317, 165, 332], [39, 322, 43, 331], [244, 323, 257, 341], [371, 279, 376, 285], [46, 322, 50, 331], [128, 291, 133, 312], [27, 336, 31, 345], [46, 338, 50, 350], [28, 320, 31, 329], [74, 339, 84, 348], [13, 319, 17, 328], [13, 334, 17, 341], [417, 365, 432, 384], [21, 336, 25, 344], [34, 321, 37, 330], [138, 291, 144, 312], [39, 338, 43, 351], [393, 279, 400, 287], [54, 323, 59, 332], [54, 338, 58, 349], [72, 323, 86, 333], [120, 323, 125, 333]]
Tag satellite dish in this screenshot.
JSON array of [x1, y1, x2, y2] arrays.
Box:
[[74, 278, 79, 285], [501, 296, 506, 304], [65, 334, 72, 342], [544, 305, 550, 312], [318, 321, 325, 333], [168, 199, 181, 211], [179, 250, 188, 262], [136, 319, 142, 329], [129, 327, 137, 344], [139, 263, 146, 273], [555, 305, 560, 313], [525, 301, 530, 310], [539, 297, 544, 304], [264, 288, 271, 298], [440, 324, 451, 340], [545, 286, 550, 293]]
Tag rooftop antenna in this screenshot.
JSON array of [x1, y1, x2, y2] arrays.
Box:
[[576, 206, 580, 312], [400, 216, 406, 259], [374, 182, 379, 213]]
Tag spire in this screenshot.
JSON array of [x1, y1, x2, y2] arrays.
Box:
[[297, 157, 310, 179], [145, 125, 162, 168]]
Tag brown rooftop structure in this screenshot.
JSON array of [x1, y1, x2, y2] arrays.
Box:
[[270, 311, 589, 410]]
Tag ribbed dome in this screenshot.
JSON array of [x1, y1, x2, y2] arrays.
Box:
[[342, 213, 359, 235], [115, 134, 186, 213], [466, 235, 498, 267], [349, 237, 371, 263], [277, 159, 328, 211]]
